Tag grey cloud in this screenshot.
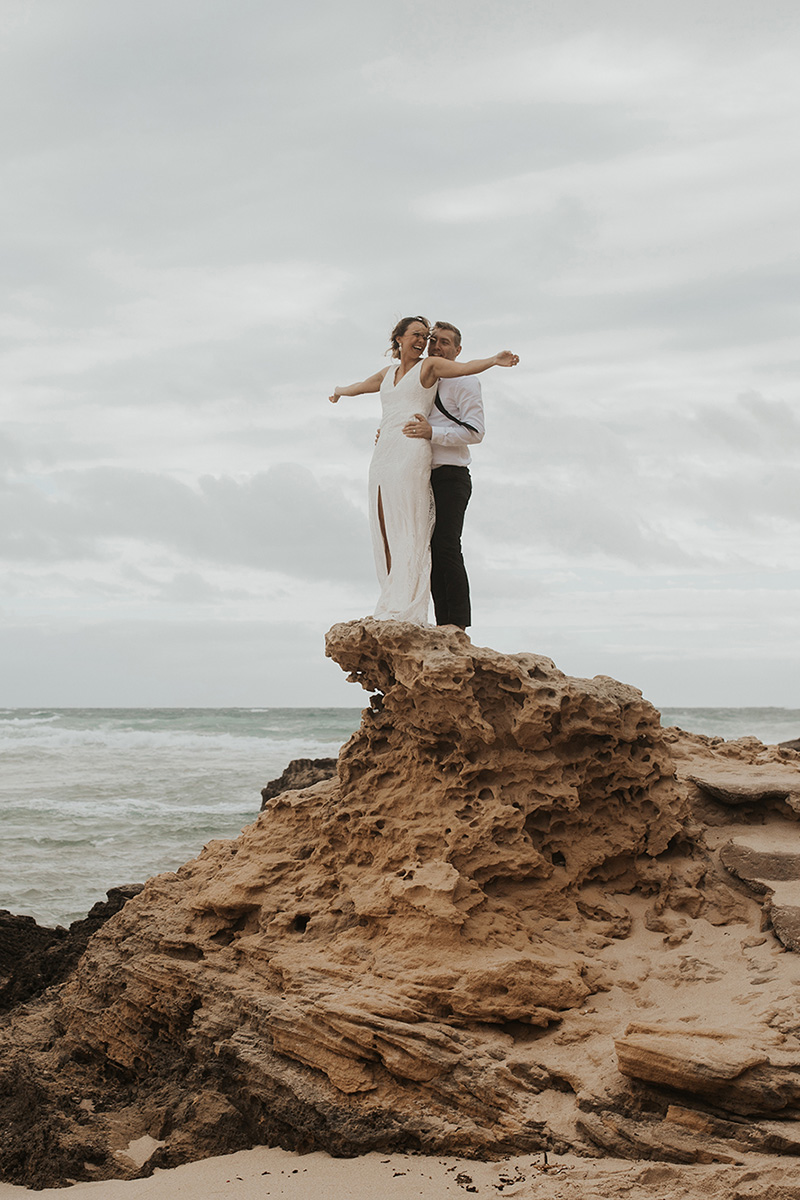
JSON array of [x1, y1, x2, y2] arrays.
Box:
[[0, 615, 357, 707], [611, 270, 800, 353], [2, 0, 799, 705], [474, 475, 695, 569], [22, 315, 358, 411], [691, 392, 800, 457], [0, 434, 27, 471], [153, 570, 235, 604], [4, 1, 796, 403], [2, 463, 373, 584], [681, 464, 800, 535], [469, 385, 800, 573], [1, 473, 95, 562]]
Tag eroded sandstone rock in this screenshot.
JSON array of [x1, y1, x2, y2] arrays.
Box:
[[719, 831, 800, 950], [615, 1028, 800, 1115], [1, 620, 800, 1188], [687, 766, 800, 814]]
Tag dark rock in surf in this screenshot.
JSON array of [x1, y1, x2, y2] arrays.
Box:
[[0, 885, 143, 1013], [260, 757, 337, 809]]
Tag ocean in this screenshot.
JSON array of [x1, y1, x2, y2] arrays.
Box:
[[0, 707, 363, 928], [1, 706, 798, 928]]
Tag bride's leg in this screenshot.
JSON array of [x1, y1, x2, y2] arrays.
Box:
[[377, 486, 392, 574]]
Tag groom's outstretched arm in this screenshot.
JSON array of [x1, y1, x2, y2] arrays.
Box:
[[420, 351, 518, 387]]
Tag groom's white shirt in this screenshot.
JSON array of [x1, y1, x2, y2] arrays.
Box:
[[429, 377, 485, 468]]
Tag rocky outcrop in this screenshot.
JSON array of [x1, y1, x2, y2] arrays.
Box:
[[260, 757, 337, 808], [671, 753, 800, 951], [1, 619, 800, 1190], [687, 764, 800, 814], [719, 835, 800, 951], [616, 1028, 800, 1116], [0, 885, 144, 1014]]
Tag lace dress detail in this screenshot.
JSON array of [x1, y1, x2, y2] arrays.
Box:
[[368, 361, 437, 624]]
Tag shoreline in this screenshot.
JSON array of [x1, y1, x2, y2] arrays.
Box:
[[0, 1148, 571, 1199], [0, 1146, 791, 1200]]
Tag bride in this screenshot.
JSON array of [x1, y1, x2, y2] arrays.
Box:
[[330, 315, 519, 625]]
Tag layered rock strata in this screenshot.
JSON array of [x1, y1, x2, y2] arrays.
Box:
[[1, 619, 800, 1190]]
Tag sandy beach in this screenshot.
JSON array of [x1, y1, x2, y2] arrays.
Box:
[[0, 1145, 793, 1200], [0, 1147, 583, 1199]]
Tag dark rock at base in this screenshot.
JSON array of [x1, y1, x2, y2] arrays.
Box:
[[0, 913, 60, 996], [260, 757, 338, 809], [0, 885, 144, 1013], [0, 1057, 111, 1190]]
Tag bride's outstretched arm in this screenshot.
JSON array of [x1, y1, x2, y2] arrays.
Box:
[[329, 368, 387, 403], [420, 351, 519, 387]]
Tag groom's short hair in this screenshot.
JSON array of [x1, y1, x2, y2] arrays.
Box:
[[432, 321, 461, 348]]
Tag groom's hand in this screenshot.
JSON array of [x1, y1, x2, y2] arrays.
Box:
[[403, 413, 432, 440]]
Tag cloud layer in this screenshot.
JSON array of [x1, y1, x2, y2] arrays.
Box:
[[2, 0, 799, 706]]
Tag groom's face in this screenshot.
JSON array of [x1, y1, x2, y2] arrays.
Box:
[[428, 327, 461, 361]]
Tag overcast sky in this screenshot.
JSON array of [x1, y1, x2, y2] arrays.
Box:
[[1, 0, 799, 709]]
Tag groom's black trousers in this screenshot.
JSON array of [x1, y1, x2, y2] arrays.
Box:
[[430, 465, 473, 628]]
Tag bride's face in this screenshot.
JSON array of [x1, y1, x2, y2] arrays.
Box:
[[397, 322, 429, 359]]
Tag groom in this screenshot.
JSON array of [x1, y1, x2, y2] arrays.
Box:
[[402, 321, 485, 629]]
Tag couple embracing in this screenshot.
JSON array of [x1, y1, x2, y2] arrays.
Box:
[[330, 316, 519, 628]]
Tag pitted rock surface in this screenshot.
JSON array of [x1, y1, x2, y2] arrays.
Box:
[[2, 620, 800, 1190], [718, 830, 800, 951]]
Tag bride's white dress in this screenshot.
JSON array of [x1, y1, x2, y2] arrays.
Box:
[[368, 361, 437, 624]]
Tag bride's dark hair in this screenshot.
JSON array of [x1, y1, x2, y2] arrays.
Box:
[[389, 315, 430, 359]]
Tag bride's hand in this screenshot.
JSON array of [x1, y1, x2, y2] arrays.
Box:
[[329, 388, 342, 403], [495, 351, 520, 368]]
